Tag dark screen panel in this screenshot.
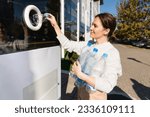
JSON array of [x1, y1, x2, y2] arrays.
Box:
[[0, 0, 60, 55]]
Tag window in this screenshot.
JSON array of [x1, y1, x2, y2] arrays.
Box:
[[0, 0, 60, 55]]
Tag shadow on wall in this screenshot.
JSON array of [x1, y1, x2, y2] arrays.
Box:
[[130, 78, 150, 100]]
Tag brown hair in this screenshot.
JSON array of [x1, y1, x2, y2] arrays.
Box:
[[95, 13, 116, 37]]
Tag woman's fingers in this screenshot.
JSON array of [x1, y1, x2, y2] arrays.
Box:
[[46, 14, 57, 27], [76, 61, 80, 66]]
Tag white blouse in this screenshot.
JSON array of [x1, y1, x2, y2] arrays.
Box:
[[57, 34, 122, 93]]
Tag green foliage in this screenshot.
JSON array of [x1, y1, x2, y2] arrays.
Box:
[[64, 51, 79, 64], [115, 0, 150, 41], [61, 51, 79, 71]]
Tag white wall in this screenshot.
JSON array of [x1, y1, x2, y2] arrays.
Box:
[[0, 46, 61, 100]]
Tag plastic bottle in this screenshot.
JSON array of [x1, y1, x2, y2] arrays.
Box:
[[69, 40, 94, 88], [69, 72, 85, 87], [86, 52, 108, 93], [82, 47, 98, 93]]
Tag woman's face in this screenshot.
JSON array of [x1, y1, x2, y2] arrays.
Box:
[[90, 17, 108, 40]]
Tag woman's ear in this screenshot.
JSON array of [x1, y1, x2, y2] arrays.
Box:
[[104, 28, 110, 36]]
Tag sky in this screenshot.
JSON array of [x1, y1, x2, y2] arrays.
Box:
[[100, 0, 121, 16]]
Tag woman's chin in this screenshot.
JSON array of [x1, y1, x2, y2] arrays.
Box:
[[90, 34, 94, 39]]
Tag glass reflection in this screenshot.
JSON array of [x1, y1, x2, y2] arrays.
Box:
[[0, 0, 60, 55]]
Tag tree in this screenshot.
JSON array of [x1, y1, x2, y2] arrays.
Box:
[[115, 0, 150, 42]]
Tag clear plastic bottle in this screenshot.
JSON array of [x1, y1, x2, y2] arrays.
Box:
[[79, 40, 94, 66], [82, 47, 98, 93], [69, 40, 94, 88], [69, 72, 85, 88], [85, 52, 108, 93]]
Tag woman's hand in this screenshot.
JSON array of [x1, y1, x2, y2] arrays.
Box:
[[72, 61, 95, 87], [72, 61, 85, 81], [46, 13, 62, 36], [46, 14, 58, 28], [71, 61, 82, 77]]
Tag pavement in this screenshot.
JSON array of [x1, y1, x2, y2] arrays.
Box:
[[61, 44, 150, 100]]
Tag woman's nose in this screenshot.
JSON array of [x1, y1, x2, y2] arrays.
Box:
[[90, 27, 93, 32], [90, 24, 94, 29]]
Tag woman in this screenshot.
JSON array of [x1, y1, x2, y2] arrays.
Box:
[[47, 13, 122, 100], [0, 22, 28, 54]]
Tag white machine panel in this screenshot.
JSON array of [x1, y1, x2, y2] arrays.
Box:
[[0, 46, 61, 100]]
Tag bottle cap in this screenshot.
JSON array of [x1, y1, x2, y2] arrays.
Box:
[[93, 48, 98, 53], [87, 41, 92, 47], [102, 53, 108, 58]]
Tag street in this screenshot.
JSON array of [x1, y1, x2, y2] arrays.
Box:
[[115, 44, 150, 100], [62, 44, 150, 100]]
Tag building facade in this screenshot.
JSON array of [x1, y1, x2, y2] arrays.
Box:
[[63, 0, 101, 41]]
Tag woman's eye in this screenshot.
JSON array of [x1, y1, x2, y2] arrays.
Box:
[[94, 24, 97, 27]]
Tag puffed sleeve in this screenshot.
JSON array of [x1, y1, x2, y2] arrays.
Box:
[[94, 48, 122, 93], [57, 34, 87, 55]]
